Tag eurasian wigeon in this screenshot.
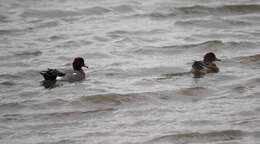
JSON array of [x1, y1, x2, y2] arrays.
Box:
[[40, 57, 88, 82], [191, 52, 220, 75]]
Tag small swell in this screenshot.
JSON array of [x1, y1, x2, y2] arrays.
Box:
[[150, 130, 243, 143], [132, 12, 176, 19], [1, 108, 115, 122], [34, 96, 122, 111], [160, 40, 259, 52], [21, 9, 80, 18], [176, 4, 260, 16], [132, 4, 260, 20], [175, 19, 250, 28], [159, 72, 191, 80], [0, 102, 26, 110], [77, 91, 161, 106], [108, 29, 166, 37], [0, 15, 7, 22], [14, 51, 42, 56], [160, 40, 223, 49], [78, 94, 123, 106], [34, 20, 60, 29], [221, 4, 260, 13], [111, 5, 135, 13], [243, 54, 260, 62], [0, 29, 20, 35], [85, 52, 112, 59], [36, 108, 115, 119], [79, 7, 111, 16], [0, 81, 15, 86], [229, 54, 260, 67], [0, 74, 22, 79], [39, 99, 70, 107]]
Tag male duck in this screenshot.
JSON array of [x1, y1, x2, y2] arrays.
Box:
[[40, 57, 88, 82], [191, 52, 220, 75]]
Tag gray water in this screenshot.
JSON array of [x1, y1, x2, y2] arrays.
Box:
[[1, 0, 260, 144]]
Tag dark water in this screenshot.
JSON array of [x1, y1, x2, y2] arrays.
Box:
[[1, 0, 260, 144]]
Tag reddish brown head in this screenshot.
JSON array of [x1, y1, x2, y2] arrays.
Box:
[[203, 52, 220, 64], [72, 57, 88, 70]]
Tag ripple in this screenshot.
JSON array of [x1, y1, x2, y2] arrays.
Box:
[[132, 4, 260, 20], [0, 103, 26, 112], [0, 74, 22, 79], [0, 81, 16, 86], [149, 130, 244, 144], [111, 5, 135, 14], [21, 9, 80, 18], [0, 29, 20, 35], [0, 15, 8, 22], [160, 40, 223, 49], [14, 51, 42, 56], [176, 4, 260, 17], [34, 20, 60, 29], [79, 7, 111, 16], [228, 54, 260, 68], [175, 18, 251, 29]]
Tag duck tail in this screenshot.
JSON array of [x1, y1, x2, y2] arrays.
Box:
[[40, 68, 65, 81], [192, 61, 207, 70]]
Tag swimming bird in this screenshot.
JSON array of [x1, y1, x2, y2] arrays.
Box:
[[40, 57, 88, 82], [191, 52, 220, 75]]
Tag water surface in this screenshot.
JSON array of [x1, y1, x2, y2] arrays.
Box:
[[1, 0, 260, 143]]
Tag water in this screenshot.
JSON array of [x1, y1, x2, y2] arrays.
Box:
[[1, 0, 260, 143]]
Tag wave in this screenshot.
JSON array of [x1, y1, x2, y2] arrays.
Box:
[[175, 18, 251, 28], [21, 7, 111, 18], [79, 6, 111, 16], [1, 108, 115, 122], [177, 4, 260, 15], [0, 102, 25, 110], [132, 40, 258, 57], [0, 81, 15, 86], [160, 40, 259, 50], [14, 51, 42, 56], [149, 130, 244, 144], [225, 54, 260, 69], [0, 29, 22, 35], [0, 15, 8, 22], [20, 4, 260, 21], [238, 54, 260, 61], [0, 74, 22, 79], [33, 20, 60, 29], [78, 87, 213, 104], [12, 87, 212, 112], [160, 40, 223, 49], [107, 29, 166, 37], [76, 92, 156, 106], [35, 108, 115, 118], [133, 4, 260, 19], [21, 9, 80, 18], [111, 4, 135, 14]]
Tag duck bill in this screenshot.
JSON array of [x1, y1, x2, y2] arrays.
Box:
[[215, 58, 221, 61], [83, 65, 88, 68]]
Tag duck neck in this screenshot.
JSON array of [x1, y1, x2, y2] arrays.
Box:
[[73, 67, 82, 71], [203, 60, 212, 65], [79, 69, 85, 79]]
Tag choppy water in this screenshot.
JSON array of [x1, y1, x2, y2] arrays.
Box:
[[1, 0, 260, 144]]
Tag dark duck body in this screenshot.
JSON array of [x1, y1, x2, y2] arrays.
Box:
[[192, 52, 221, 76], [40, 69, 65, 81]]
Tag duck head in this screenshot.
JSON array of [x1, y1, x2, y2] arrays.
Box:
[[203, 52, 220, 64], [72, 57, 88, 70]]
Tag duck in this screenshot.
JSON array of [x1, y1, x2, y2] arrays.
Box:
[[40, 57, 88, 82], [191, 52, 220, 75]]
